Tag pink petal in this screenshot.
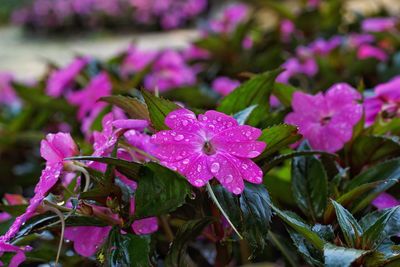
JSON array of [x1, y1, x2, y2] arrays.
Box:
[[229, 157, 263, 184], [212, 125, 262, 142], [208, 154, 244, 195], [40, 139, 62, 163], [325, 83, 361, 109], [132, 217, 159, 235], [150, 130, 202, 145], [165, 109, 201, 132], [372, 193, 400, 210], [51, 133, 78, 159], [153, 144, 197, 162], [64, 226, 111, 257], [183, 155, 213, 187], [112, 119, 149, 131], [198, 110, 239, 136], [291, 92, 327, 119], [213, 140, 266, 158]]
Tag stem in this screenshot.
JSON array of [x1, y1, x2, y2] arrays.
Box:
[[43, 202, 65, 267], [268, 232, 297, 267], [206, 183, 243, 239], [67, 163, 91, 192], [159, 215, 174, 242]]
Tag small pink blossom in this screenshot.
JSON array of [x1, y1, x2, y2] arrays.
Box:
[[309, 36, 342, 56], [347, 33, 375, 48], [277, 57, 318, 83], [40, 132, 79, 164], [121, 46, 157, 76], [209, 3, 249, 34], [144, 50, 196, 92], [151, 109, 266, 194], [0, 213, 11, 223], [285, 83, 362, 152], [364, 75, 400, 126], [280, 19, 295, 43], [361, 17, 398, 33], [183, 45, 210, 61], [357, 44, 388, 61], [0, 73, 19, 106], [212, 77, 240, 96], [46, 57, 88, 97], [124, 130, 156, 162], [372, 193, 400, 210], [68, 72, 112, 120]]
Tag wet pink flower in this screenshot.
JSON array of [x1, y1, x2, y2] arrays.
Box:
[[357, 44, 388, 61], [0, 133, 78, 243], [68, 72, 112, 120], [209, 3, 249, 34], [151, 109, 266, 194], [121, 46, 157, 76], [144, 50, 196, 92], [285, 83, 362, 152], [212, 77, 240, 96], [364, 75, 400, 126], [362, 17, 398, 33], [0, 242, 31, 267], [0, 73, 19, 106], [46, 57, 88, 97], [64, 226, 112, 257], [372, 193, 400, 210]]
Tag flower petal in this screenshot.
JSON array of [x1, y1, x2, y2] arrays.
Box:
[[212, 125, 262, 142], [198, 110, 238, 136], [213, 140, 266, 158], [165, 108, 201, 132], [151, 130, 202, 145], [230, 157, 263, 184], [153, 144, 197, 162], [64, 226, 111, 257], [132, 217, 159, 235], [184, 155, 213, 187]]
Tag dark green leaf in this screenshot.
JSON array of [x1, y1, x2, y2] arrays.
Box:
[[291, 143, 328, 221], [331, 200, 362, 247], [233, 105, 257, 125], [218, 69, 282, 125], [0, 205, 28, 216], [256, 124, 302, 161], [324, 243, 369, 267], [141, 90, 180, 130], [104, 227, 150, 267], [165, 218, 214, 267], [288, 228, 323, 267], [272, 83, 297, 107], [100, 95, 150, 120], [134, 163, 190, 218]]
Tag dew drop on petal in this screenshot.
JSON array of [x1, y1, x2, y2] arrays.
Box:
[[182, 120, 188, 126], [210, 162, 220, 174], [242, 164, 248, 170], [174, 134, 184, 141], [170, 115, 177, 119], [197, 165, 202, 172], [248, 151, 260, 157], [233, 187, 242, 194], [225, 174, 233, 183]]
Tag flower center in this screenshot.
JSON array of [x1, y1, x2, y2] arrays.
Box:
[[203, 141, 216, 155], [320, 116, 332, 125]]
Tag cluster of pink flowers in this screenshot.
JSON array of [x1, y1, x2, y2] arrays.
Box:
[[208, 3, 249, 34], [12, 0, 208, 31]]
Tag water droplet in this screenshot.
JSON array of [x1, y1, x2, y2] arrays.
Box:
[[174, 134, 184, 141], [210, 162, 220, 173], [171, 131, 176, 136], [194, 179, 204, 186], [183, 159, 190, 164], [225, 174, 233, 183], [197, 165, 202, 172], [233, 187, 242, 194], [248, 151, 260, 157], [182, 120, 189, 126], [170, 115, 177, 119], [242, 164, 248, 170], [202, 116, 208, 121], [245, 131, 251, 137]]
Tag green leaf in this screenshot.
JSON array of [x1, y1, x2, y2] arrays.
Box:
[[163, 87, 216, 108], [233, 105, 257, 125], [324, 180, 397, 223], [272, 83, 297, 107], [331, 200, 362, 247], [362, 207, 400, 249], [288, 228, 324, 267], [67, 156, 141, 181], [134, 163, 190, 219], [211, 183, 272, 249], [256, 124, 302, 161], [270, 204, 325, 250], [100, 95, 150, 120], [360, 208, 400, 238], [291, 142, 328, 221], [104, 227, 150, 267], [350, 136, 400, 172], [324, 243, 369, 267], [218, 69, 282, 125], [0, 205, 28, 216], [141, 90, 180, 130], [165, 218, 214, 267]]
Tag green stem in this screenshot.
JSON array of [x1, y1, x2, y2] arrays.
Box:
[[268, 232, 297, 267]]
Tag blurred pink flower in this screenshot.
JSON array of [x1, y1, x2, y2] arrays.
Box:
[[0, 73, 19, 106], [0, 242, 31, 267], [357, 44, 388, 61], [362, 17, 398, 32], [212, 77, 240, 96], [183, 45, 210, 61], [309, 36, 342, 56], [372, 193, 400, 210], [68, 72, 112, 120], [285, 83, 362, 152], [121, 46, 157, 76], [46, 57, 87, 97], [151, 109, 266, 194], [364, 75, 400, 126], [277, 57, 318, 83], [209, 3, 249, 34], [347, 33, 375, 48], [280, 19, 295, 43], [40, 132, 79, 164], [144, 50, 196, 92]]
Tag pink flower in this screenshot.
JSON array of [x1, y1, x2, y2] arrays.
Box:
[[67, 72, 112, 120], [0, 133, 78, 243], [357, 44, 388, 61], [0, 213, 11, 223], [0, 242, 31, 267], [40, 132, 79, 164], [372, 193, 400, 210], [144, 50, 196, 92], [121, 46, 157, 76], [285, 83, 362, 152], [183, 45, 210, 61], [280, 19, 295, 42], [212, 77, 240, 96], [0, 73, 19, 106], [46, 57, 87, 97], [124, 130, 156, 162], [277, 57, 318, 83], [347, 33, 374, 48], [209, 3, 249, 34], [362, 17, 398, 32], [309, 36, 342, 56], [364, 75, 400, 126], [151, 109, 266, 194]]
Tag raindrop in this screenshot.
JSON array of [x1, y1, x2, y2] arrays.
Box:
[[233, 187, 242, 194], [225, 174, 233, 183], [248, 151, 260, 157], [210, 162, 220, 173], [174, 134, 184, 141]]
